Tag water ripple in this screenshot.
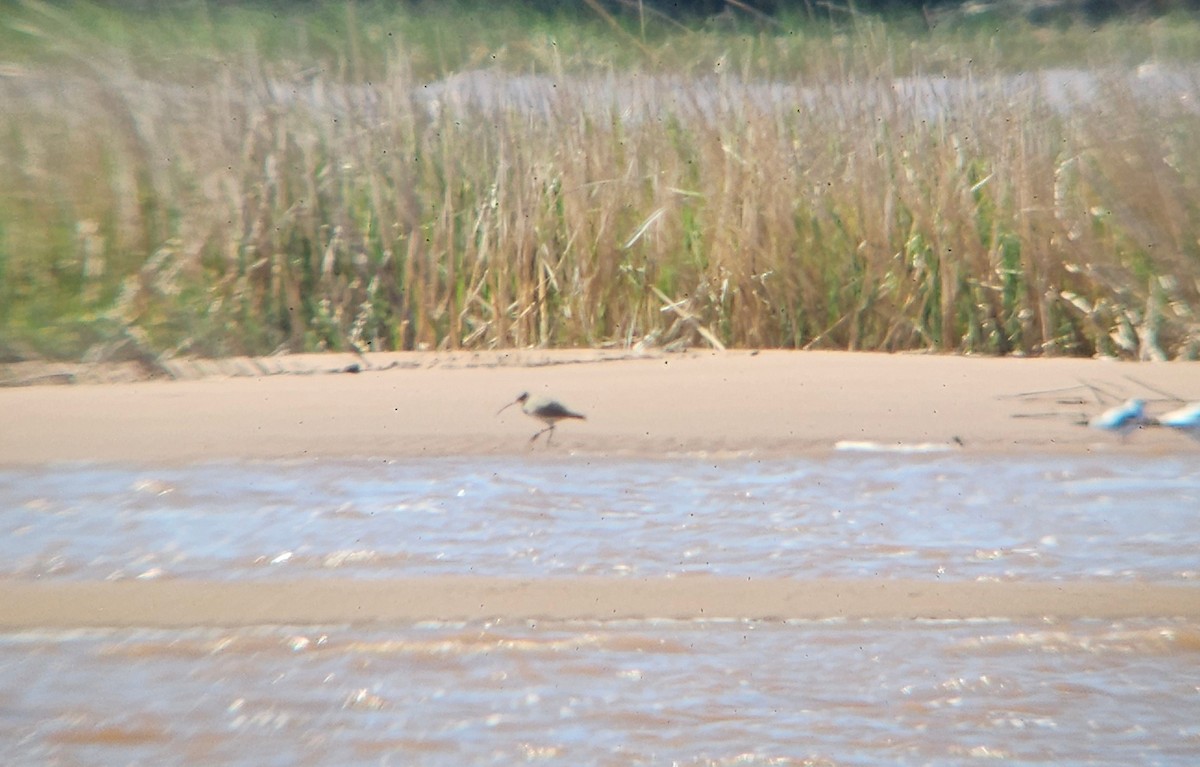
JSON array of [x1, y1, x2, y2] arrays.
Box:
[[1, 454, 1196, 582]]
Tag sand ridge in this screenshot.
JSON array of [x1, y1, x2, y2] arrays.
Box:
[[1, 578, 1197, 628]]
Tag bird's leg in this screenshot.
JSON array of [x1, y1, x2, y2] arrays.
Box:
[[546, 424, 556, 445], [529, 425, 552, 445]]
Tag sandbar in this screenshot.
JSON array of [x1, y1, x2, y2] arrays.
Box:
[[2, 349, 1198, 465], [0, 578, 1197, 629]]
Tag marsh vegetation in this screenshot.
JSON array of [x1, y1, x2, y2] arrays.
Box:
[[2, 1, 1199, 361]]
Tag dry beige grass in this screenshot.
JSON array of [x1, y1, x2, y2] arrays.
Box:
[[2, 6, 1199, 361]]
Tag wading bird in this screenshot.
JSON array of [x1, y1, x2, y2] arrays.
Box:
[[497, 392, 586, 445], [1088, 398, 1147, 442], [1158, 402, 1200, 441]]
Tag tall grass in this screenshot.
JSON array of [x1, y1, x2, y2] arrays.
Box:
[[2, 1, 1199, 361]]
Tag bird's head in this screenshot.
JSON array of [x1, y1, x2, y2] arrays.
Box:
[[497, 392, 530, 416]]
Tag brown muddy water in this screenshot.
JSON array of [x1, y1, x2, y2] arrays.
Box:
[[2, 453, 1198, 765]]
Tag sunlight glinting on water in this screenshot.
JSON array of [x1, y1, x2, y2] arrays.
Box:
[[2, 454, 1199, 764], [1, 454, 1197, 583], [2, 618, 1199, 765]]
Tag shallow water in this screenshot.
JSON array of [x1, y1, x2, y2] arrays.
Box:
[[416, 66, 1200, 124], [2, 454, 1198, 765], [2, 618, 1198, 765], [2, 454, 1197, 582]]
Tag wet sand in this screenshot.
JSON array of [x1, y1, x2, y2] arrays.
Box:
[[1, 578, 1198, 629], [2, 349, 1197, 627]]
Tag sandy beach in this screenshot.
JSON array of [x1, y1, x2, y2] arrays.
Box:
[[3, 349, 1199, 465], [2, 350, 1198, 628]]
